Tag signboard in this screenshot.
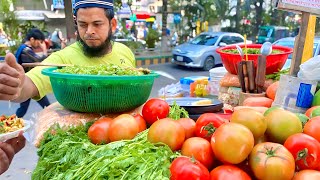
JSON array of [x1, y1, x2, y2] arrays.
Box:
[[53, 0, 64, 10], [273, 0, 319, 75], [274, 0, 320, 15]]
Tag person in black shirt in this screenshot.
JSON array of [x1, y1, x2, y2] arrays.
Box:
[[15, 28, 51, 118]]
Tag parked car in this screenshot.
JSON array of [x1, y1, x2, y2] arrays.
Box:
[[273, 37, 320, 69], [256, 26, 290, 44], [171, 32, 252, 70]]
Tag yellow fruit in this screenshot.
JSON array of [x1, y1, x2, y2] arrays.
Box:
[[192, 99, 212, 105], [265, 109, 302, 144], [230, 108, 267, 139]]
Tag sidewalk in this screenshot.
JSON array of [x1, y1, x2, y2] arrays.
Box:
[[135, 49, 173, 67], [0, 49, 173, 65]]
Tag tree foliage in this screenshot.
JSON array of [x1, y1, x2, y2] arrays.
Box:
[[167, 0, 311, 39], [0, 0, 46, 53]]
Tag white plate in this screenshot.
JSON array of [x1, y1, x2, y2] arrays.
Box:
[[0, 120, 31, 142]]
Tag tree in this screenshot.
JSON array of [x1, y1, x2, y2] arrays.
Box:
[[169, 0, 230, 35], [0, 0, 19, 41], [235, 0, 242, 31], [252, 0, 264, 37], [64, 0, 74, 40]]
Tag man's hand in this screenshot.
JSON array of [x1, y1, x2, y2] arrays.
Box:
[[39, 42, 48, 56], [0, 134, 26, 175], [5, 133, 26, 154], [0, 53, 25, 101]]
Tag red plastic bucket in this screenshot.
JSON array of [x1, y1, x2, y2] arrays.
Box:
[[216, 44, 293, 75]]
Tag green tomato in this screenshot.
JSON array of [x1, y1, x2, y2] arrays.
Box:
[[264, 106, 283, 116], [311, 107, 320, 118], [265, 109, 302, 144], [295, 113, 309, 128]]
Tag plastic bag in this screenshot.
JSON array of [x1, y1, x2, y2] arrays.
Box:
[[298, 55, 320, 81], [219, 73, 241, 87], [32, 102, 142, 147], [158, 82, 184, 98]]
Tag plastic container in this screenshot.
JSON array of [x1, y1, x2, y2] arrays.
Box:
[[180, 76, 209, 97], [216, 44, 293, 75], [180, 78, 194, 97], [42, 67, 159, 113], [209, 67, 227, 96], [272, 74, 318, 113]]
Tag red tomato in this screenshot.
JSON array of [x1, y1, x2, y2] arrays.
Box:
[[181, 137, 215, 170], [142, 98, 170, 125], [194, 113, 227, 141], [108, 114, 139, 142], [133, 113, 147, 132], [284, 133, 320, 170], [88, 117, 113, 144], [293, 170, 320, 180], [210, 165, 251, 180], [147, 118, 185, 151], [213, 123, 254, 164], [304, 116, 320, 142], [176, 118, 196, 139], [215, 113, 232, 121], [249, 142, 295, 180], [170, 156, 210, 180]]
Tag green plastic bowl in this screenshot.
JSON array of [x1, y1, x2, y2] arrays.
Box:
[[42, 67, 159, 113]]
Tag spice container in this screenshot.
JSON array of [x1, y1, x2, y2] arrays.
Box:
[[209, 67, 227, 96]]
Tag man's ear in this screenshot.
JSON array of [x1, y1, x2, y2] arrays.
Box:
[[73, 15, 77, 25], [111, 18, 117, 33]]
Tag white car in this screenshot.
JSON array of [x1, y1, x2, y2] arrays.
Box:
[[171, 32, 252, 71], [273, 37, 320, 69]]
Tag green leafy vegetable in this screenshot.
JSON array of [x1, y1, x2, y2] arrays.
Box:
[[265, 68, 289, 81], [55, 64, 150, 76], [32, 124, 179, 180], [222, 48, 282, 54], [168, 101, 189, 120]]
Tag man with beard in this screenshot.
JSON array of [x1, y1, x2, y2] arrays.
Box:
[[0, 1, 135, 174], [0, 0, 135, 104]]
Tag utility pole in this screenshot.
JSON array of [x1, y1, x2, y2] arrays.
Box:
[[161, 0, 169, 52], [64, 0, 75, 41]]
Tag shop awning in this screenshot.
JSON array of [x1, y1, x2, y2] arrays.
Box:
[[14, 10, 65, 21], [146, 17, 155, 22], [43, 11, 65, 19], [134, 11, 155, 20], [15, 10, 46, 21]]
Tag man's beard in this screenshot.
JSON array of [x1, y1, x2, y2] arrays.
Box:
[[77, 28, 113, 58]]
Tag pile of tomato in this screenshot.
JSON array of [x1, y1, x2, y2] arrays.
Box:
[[88, 98, 320, 180]]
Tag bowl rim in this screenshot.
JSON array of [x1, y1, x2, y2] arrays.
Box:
[[42, 67, 159, 80], [216, 44, 293, 55]]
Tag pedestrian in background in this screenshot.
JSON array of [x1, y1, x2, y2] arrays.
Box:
[[0, 0, 135, 108], [50, 28, 67, 49], [0, 23, 9, 45], [14, 28, 51, 118]]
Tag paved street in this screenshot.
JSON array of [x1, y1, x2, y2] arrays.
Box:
[[0, 62, 211, 179]]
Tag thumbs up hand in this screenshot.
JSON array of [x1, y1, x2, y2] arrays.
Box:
[[0, 53, 25, 101]]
